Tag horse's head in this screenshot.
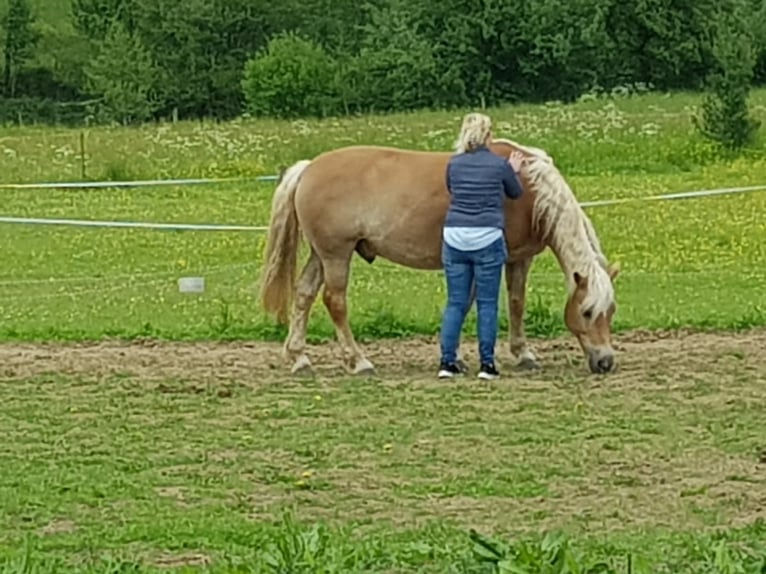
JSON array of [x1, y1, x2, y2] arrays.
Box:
[[563, 263, 620, 374], [491, 135, 621, 374]]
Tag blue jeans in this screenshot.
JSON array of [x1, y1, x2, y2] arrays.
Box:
[[439, 237, 507, 366]]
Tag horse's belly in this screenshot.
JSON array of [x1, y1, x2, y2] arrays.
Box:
[[371, 237, 442, 270]]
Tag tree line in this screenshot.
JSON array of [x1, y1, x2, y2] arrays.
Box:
[[1, 0, 765, 129]]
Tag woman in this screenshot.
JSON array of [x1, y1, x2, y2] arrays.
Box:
[[438, 112, 526, 380]]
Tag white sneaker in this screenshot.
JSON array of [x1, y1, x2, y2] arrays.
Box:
[[438, 362, 462, 379], [478, 363, 500, 380]]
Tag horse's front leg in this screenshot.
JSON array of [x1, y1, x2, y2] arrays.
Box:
[[506, 257, 540, 370]]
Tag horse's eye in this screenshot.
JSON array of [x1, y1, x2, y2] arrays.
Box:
[[583, 309, 593, 320]]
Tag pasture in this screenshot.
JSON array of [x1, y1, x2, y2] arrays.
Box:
[[1, 90, 766, 571]]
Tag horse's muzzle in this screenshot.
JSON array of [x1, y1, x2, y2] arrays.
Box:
[[589, 352, 615, 374]]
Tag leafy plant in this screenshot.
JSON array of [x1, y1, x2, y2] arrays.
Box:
[[469, 529, 635, 573]]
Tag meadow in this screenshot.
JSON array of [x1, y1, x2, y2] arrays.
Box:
[[1, 90, 766, 343], [1, 90, 766, 571]]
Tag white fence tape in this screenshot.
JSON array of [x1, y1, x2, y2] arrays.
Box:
[[0, 181, 764, 232], [0, 216, 267, 232], [579, 183, 766, 207], [0, 175, 278, 190]]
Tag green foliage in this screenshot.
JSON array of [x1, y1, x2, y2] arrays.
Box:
[[4, 0, 766, 124], [351, 0, 443, 113], [132, 0, 266, 119], [71, 0, 136, 40], [603, 0, 720, 91], [23, 36, 88, 100], [242, 32, 341, 119], [696, 7, 762, 150], [466, 529, 766, 574], [2, 0, 39, 97], [754, 0, 766, 82], [469, 529, 647, 573], [510, 0, 613, 103], [83, 19, 158, 124]]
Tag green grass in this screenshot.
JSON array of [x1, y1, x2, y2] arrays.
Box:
[[1, 90, 766, 342], [0, 339, 765, 572], [2, 90, 766, 571]]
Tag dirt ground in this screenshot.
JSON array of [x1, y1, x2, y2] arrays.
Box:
[[1, 327, 766, 384]]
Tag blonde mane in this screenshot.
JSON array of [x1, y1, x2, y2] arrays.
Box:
[[492, 137, 608, 266], [519, 148, 614, 315], [492, 137, 554, 164]]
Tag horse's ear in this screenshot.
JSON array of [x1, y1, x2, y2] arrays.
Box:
[[608, 263, 621, 281], [573, 272, 586, 288], [277, 165, 287, 184]]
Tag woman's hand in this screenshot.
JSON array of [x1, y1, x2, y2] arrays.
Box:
[[508, 151, 526, 173]]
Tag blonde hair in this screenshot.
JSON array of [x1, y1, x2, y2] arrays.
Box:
[[454, 112, 492, 153]]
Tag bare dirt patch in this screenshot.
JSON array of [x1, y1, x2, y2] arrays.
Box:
[[150, 552, 211, 569], [38, 519, 77, 536], [1, 327, 765, 385]]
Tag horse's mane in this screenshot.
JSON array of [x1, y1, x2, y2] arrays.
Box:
[[494, 137, 614, 312], [492, 137, 554, 165]]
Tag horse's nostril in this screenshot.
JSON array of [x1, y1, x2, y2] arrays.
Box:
[[598, 356, 614, 372]]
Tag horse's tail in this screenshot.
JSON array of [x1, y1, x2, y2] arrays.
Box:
[[259, 159, 312, 324]]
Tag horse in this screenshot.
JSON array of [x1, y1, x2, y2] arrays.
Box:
[[258, 138, 620, 377]]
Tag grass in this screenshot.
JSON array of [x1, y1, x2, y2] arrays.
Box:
[[2, 89, 766, 571], [0, 336, 765, 572], [1, 90, 766, 342]]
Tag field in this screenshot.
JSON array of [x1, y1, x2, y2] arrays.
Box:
[[1, 90, 766, 571]]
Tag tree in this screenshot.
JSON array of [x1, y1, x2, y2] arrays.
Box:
[[71, 0, 138, 40], [84, 20, 159, 124], [2, 0, 39, 97], [351, 1, 446, 113], [696, 5, 761, 150]]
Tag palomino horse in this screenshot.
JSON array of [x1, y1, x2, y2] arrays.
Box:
[[258, 138, 620, 376]]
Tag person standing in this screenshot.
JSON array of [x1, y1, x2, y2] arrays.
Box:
[[438, 113, 527, 380]]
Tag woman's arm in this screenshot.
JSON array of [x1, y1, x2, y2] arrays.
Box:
[[502, 151, 526, 199], [501, 163, 524, 199]]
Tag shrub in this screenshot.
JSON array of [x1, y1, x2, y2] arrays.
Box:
[[242, 32, 341, 119]]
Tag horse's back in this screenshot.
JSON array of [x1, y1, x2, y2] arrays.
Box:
[[294, 145, 453, 267], [304, 145, 451, 183], [297, 144, 451, 209]]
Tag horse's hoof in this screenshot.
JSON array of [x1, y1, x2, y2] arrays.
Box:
[[456, 358, 470, 374], [353, 358, 376, 377], [291, 355, 315, 378], [517, 357, 541, 371]]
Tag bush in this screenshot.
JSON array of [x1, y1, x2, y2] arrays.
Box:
[[241, 32, 342, 119]]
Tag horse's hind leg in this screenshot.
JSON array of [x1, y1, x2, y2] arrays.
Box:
[[284, 249, 324, 376], [506, 256, 540, 370], [320, 253, 375, 376]]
